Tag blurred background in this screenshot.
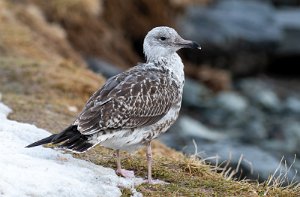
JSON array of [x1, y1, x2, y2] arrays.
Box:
[[1, 0, 300, 183]]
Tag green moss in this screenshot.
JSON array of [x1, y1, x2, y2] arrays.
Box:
[[120, 188, 132, 197]]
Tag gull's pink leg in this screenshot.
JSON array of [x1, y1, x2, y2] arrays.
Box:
[[146, 141, 168, 184], [146, 141, 153, 183], [115, 149, 135, 178]]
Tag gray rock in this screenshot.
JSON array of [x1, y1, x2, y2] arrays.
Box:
[[214, 92, 248, 113], [159, 115, 227, 151], [283, 121, 300, 153], [241, 118, 268, 142], [184, 140, 299, 183], [276, 8, 300, 54], [178, 0, 300, 76], [284, 96, 300, 114], [178, 0, 281, 75], [182, 78, 212, 108], [255, 90, 281, 111], [176, 116, 227, 141], [200, 91, 250, 128], [237, 79, 282, 111], [179, 0, 281, 48], [86, 58, 123, 78], [194, 89, 267, 132]]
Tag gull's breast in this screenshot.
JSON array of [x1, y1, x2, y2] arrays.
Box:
[[98, 100, 182, 152]]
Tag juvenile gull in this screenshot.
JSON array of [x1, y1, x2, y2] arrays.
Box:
[[26, 26, 201, 183]]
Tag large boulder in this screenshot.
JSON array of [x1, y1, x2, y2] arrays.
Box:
[[178, 0, 300, 77], [178, 0, 281, 75], [184, 140, 300, 184], [179, 0, 281, 49], [276, 8, 300, 55]]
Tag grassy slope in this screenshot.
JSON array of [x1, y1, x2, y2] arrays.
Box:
[[0, 1, 299, 196]]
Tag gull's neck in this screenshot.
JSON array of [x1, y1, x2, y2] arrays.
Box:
[[147, 53, 185, 85]]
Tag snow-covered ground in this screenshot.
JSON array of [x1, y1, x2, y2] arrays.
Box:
[[0, 101, 143, 197]]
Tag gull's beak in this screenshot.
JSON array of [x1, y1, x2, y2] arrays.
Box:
[[176, 37, 201, 50]]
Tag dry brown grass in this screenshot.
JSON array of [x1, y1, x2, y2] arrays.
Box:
[[31, 0, 179, 69], [0, 0, 105, 131]]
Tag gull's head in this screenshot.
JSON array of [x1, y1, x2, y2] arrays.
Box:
[[143, 26, 201, 62]]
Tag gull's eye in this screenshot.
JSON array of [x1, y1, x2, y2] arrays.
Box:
[[160, 37, 167, 41]]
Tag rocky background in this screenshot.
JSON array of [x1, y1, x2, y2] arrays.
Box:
[[162, 0, 300, 183], [1, 0, 300, 185]]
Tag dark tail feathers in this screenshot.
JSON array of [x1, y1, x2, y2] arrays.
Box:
[[25, 125, 94, 152]]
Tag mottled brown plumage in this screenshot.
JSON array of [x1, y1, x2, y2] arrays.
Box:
[[75, 66, 180, 136]]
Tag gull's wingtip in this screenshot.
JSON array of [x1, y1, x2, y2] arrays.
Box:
[[25, 134, 56, 148]]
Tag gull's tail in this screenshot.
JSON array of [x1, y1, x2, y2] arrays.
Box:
[[25, 125, 94, 153]]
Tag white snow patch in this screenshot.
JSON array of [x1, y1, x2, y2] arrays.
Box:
[[0, 102, 143, 197]]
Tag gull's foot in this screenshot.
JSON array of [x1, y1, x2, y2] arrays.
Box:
[[145, 179, 169, 184], [116, 169, 135, 178]]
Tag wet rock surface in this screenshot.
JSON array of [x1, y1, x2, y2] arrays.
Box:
[[178, 0, 300, 76]]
